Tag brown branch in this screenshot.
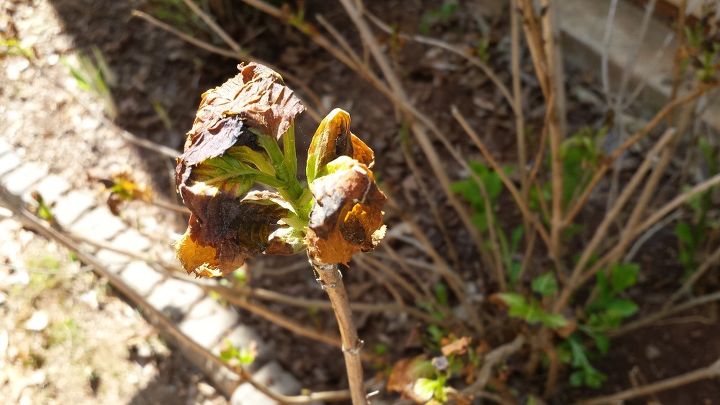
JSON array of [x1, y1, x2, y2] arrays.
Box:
[[311, 261, 367, 405], [578, 358, 720, 405]]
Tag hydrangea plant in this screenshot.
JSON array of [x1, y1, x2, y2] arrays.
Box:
[[173, 63, 386, 403]]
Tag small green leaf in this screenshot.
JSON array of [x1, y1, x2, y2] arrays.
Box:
[[497, 293, 527, 309], [605, 299, 638, 319], [610, 263, 639, 293], [593, 333, 610, 354], [541, 312, 568, 329], [434, 282, 449, 306], [532, 273, 558, 297], [674, 222, 695, 247]]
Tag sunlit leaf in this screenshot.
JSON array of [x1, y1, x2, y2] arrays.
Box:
[[306, 156, 386, 264]]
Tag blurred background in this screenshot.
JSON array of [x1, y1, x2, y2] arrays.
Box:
[[1, 0, 719, 404]]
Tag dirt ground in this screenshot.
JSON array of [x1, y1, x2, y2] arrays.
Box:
[[2, 0, 720, 403]]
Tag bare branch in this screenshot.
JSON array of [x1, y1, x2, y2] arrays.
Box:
[[578, 358, 720, 404]]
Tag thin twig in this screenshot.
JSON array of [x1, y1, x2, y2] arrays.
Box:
[[610, 291, 720, 337], [150, 198, 191, 214], [131, 9, 323, 122], [452, 106, 551, 249], [517, 0, 564, 260], [400, 134, 462, 269], [555, 129, 677, 312], [564, 85, 716, 226], [463, 335, 525, 397], [668, 244, 720, 306], [510, 0, 528, 196], [578, 358, 720, 404], [311, 260, 367, 405], [363, 11, 516, 115]]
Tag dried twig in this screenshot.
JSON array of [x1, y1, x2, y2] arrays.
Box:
[[578, 358, 720, 404], [667, 244, 720, 306], [563, 85, 716, 225], [610, 290, 720, 337], [463, 335, 525, 397], [555, 128, 676, 311], [363, 11, 516, 114], [131, 9, 323, 122], [452, 106, 551, 249]]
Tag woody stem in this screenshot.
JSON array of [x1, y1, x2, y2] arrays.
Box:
[[310, 259, 367, 405]]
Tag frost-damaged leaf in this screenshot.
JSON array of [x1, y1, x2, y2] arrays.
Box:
[[306, 156, 386, 265], [175, 191, 292, 276], [306, 108, 375, 183], [387, 356, 434, 402], [176, 62, 303, 186], [174, 62, 305, 277]]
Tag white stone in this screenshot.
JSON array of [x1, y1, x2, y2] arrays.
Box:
[[24, 311, 49, 332]]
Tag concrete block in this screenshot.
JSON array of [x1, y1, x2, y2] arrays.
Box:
[[70, 206, 125, 241], [180, 297, 239, 349], [119, 261, 164, 296], [2, 162, 45, 194], [53, 191, 95, 226], [0, 153, 21, 176], [32, 175, 71, 204], [147, 278, 204, 318], [95, 228, 152, 265]]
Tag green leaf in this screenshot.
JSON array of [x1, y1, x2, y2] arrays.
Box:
[[605, 299, 638, 319], [532, 273, 558, 297], [592, 332, 610, 355], [541, 312, 568, 329], [610, 263, 639, 293], [434, 283, 449, 306], [674, 222, 695, 247], [497, 292, 526, 309]]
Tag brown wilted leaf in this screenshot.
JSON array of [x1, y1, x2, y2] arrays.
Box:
[[306, 157, 386, 265], [176, 62, 303, 188], [441, 336, 472, 357], [174, 62, 306, 277], [187, 63, 304, 147], [175, 191, 291, 276]]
